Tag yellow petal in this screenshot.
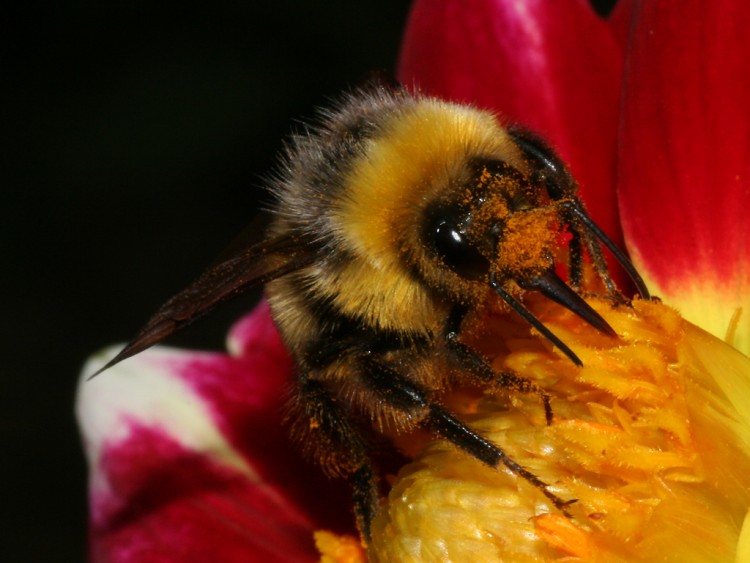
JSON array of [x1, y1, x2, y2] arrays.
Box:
[[315, 530, 367, 563], [637, 272, 750, 357], [368, 297, 750, 562]]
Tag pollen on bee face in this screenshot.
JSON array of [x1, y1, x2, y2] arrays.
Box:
[[495, 209, 558, 275]]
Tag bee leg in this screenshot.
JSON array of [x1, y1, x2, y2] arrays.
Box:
[[351, 464, 378, 544], [444, 305, 553, 424], [562, 200, 650, 300], [567, 225, 584, 289], [424, 404, 573, 513], [360, 356, 572, 514], [291, 376, 380, 543], [580, 224, 621, 296], [561, 208, 618, 297]]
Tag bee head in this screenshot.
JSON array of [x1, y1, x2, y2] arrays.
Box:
[[420, 156, 615, 353], [422, 159, 560, 294]]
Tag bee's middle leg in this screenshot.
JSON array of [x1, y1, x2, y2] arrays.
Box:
[[359, 354, 571, 513]]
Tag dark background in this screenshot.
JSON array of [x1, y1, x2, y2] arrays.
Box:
[[4, 1, 614, 560], [5, 2, 410, 560]]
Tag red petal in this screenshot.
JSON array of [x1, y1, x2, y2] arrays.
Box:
[[177, 304, 352, 531], [398, 0, 624, 241], [607, 0, 635, 52], [90, 425, 318, 562], [80, 303, 354, 561], [618, 2, 750, 350]]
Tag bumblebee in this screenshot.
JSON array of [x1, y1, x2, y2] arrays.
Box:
[[94, 82, 649, 542]]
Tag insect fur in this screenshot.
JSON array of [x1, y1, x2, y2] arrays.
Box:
[[93, 82, 649, 543]]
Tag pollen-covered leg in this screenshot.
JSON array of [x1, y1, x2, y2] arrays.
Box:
[[561, 209, 620, 298], [351, 464, 379, 543], [446, 337, 553, 424], [444, 306, 553, 423], [359, 355, 571, 514], [289, 376, 380, 542], [574, 218, 620, 296], [562, 200, 650, 300], [567, 226, 585, 289]]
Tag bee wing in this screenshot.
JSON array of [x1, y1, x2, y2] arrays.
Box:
[[90, 234, 314, 378]]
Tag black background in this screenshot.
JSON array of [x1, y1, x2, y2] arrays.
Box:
[[5, 2, 410, 560], [5, 1, 614, 560]]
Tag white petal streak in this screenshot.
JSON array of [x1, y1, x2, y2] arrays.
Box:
[[76, 345, 257, 495]]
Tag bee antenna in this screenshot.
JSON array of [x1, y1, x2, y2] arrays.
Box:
[[563, 202, 651, 299], [490, 274, 583, 366]]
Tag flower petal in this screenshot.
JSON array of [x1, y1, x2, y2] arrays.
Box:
[[369, 297, 750, 561], [77, 302, 350, 561], [607, 0, 635, 53], [398, 0, 625, 242], [78, 346, 317, 561], [618, 2, 750, 354]]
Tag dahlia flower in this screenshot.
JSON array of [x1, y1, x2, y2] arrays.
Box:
[[78, 1, 750, 561]]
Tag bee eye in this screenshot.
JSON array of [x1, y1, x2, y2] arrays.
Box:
[[430, 218, 490, 281]]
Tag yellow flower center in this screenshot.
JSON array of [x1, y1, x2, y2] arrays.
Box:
[[318, 296, 750, 562]]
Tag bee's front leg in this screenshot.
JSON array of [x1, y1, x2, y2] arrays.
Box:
[[443, 304, 553, 424], [358, 353, 571, 514]]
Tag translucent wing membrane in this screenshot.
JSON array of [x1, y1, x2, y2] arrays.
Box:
[[89, 234, 314, 378]]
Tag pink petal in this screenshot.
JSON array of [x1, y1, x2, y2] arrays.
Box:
[[89, 424, 317, 562], [618, 2, 750, 352], [398, 0, 625, 243], [185, 304, 352, 530], [78, 302, 351, 561]]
